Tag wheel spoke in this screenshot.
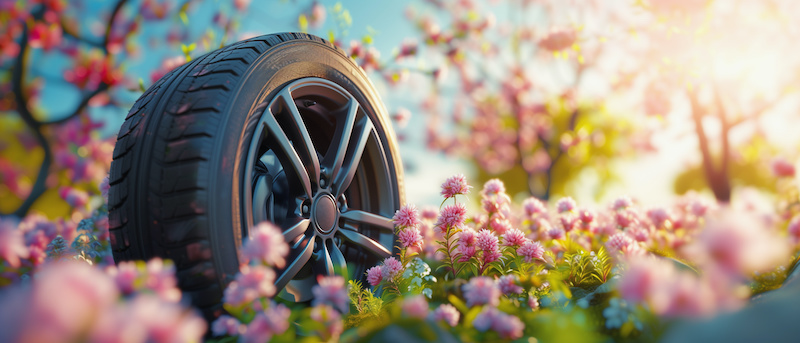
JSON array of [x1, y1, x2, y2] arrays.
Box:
[[338, 228, 391, 258], [261, 110, 313, 198], [329, 242, 347, 276], [275, 236, 314, 291], [324, 98, 358, 183], [278, 89, 320, 187], [333, 117, 373, 197], [315, 240, 336, 276], [283, 219, 310, 243], [340, 210, 395, 233], [252, 174, 271, 225]]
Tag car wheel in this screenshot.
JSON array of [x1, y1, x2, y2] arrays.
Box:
[[108, 32, 403, 319]]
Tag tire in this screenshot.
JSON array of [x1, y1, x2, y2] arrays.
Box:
[[108, 32, 404, 320]]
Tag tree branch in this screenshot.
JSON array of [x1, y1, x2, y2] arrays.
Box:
[[6, 19, 54, 218], [728, 89, 792, 129]]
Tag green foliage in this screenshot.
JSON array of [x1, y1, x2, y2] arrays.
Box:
[[345, 280, 384, 329], [561, 247, 613, 288], [475, 99, 637, 200]]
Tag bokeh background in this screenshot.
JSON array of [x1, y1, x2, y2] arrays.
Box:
[[3, 0, 800, 220]]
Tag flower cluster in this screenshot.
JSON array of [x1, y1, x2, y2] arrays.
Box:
[[0, 260, 205, 342]]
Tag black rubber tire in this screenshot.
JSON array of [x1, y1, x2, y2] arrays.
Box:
[[108, 32, 404, 320]]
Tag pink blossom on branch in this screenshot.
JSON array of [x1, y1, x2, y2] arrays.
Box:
[[771, 158, 796, 178], [539, 27, 577, 52]]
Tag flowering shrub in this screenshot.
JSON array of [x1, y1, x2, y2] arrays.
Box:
[[1, 173, 799, 342]]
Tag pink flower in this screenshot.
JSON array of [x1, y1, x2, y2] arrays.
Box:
[[497, 275, 524, 295], [392, 107, 412, 128], [463, 276, 500, 307], [28, 22, 62, 51], [481, 179, 505, 196], [472, 307, 524, 339], [618, 257, 721, 318], [612, 196, 633, 211], [241, 221, 289, 268], [0, 261, 120, 343], [307, 1, 326, 28], [401, 295, 429, 319], [59, 186, 89, 208], [429, 303, 460, 327], [398, 226, 424, 249], [556, 197, 576, 213], [644, 80, 672, 116], [211, 315, 242, 337], [492, 313, 525, 339], [560, 213, 579, 232], [647, 208, 671, 228], [456, 244, 477, 262], [523, 197, 547, 217], [436, 203, 468, 230], [528, 296, 539, 310], [144, 258, 181, 302], [615, 209, 640, 229], [107, 261, 139, 295], [475, 229, 499, 251], [234, 0, 251, 11], [420, 207, 439, 221], [517, 240, 544, 262], [242, 303, 291, 343], [772, 158, 796, 178], [689, 209, 790, 277], [441, 174, 471, 198], [629, 227, 650, 242], [104, 259, 180, 302], [788, 215, 800, 244], [458, 227, 477, 246], [223, 265, 276, 306], [578, 208, 595, 226], [547, 226, 565, 240], [312, 276, 349, 313], [381, 257, 404, 281], [366, 265, 383, 286], [606, 232, 635, 253], [394, 204, 421, 229], [539, 27, 576, 52], [0, 217, 29, 268], [502, 228, 526, 247], [486, 217, 509, 235], [310, 305, 344, 341]]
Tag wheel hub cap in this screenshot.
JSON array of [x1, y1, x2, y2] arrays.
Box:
[[313, 195, 338, 234]]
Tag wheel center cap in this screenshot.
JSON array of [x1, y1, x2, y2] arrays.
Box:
[[312, 195, 338, 234]]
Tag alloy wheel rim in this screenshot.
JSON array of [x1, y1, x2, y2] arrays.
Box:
[[242, 78, 397, 302]]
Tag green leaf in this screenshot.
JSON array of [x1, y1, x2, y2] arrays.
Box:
[[448, 294, 468, 314]]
